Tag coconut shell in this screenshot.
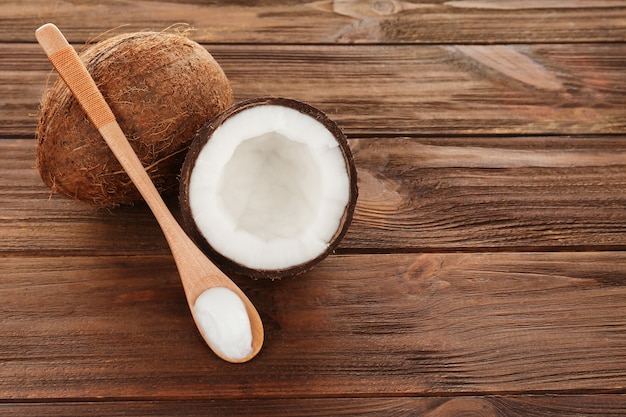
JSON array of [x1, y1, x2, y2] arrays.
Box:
[[179, 97, 358, 279], [37, 31, 233, 208]]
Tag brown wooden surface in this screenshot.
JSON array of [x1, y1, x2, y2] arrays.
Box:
[[3, 0, 626, 44], [5, 43, 626, 138], [2, 1, 626, 415]]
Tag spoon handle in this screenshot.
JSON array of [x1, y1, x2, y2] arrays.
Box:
[[35, 24, 171, 223], [35, 24, 224, 296], [36, 24, 116, 130]]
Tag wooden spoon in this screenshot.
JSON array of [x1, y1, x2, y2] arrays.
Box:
[[35, 23, 263, 363]]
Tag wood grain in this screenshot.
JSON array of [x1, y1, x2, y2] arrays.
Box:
[[4, 42, 626, 138], [1, 0, 625, 44], [3, 1, 626, 414], [3, 395, 626, 417], [348, 136, 626, 251], [3, 138, 625, 254], [1, 252, 625, 399]]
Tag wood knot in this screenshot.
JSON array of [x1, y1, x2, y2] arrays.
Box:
[[371, 0, 401, 15], [401, 255, 451, 297], [333, 0, 420, 18]]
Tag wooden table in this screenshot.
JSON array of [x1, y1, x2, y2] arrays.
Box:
[[2, 1, 626, 415]]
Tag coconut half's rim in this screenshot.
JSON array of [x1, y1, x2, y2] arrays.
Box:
[[179, 97, 358, 279]]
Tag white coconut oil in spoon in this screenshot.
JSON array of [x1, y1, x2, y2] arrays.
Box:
[[193, 287, 253, 361]]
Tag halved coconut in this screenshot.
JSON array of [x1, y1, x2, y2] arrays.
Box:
[[179, 97, 358, 279]]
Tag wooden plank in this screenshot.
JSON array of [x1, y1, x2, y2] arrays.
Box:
[[0, 140, 170, 255], [3, 395, 626, 416], [348, 136, 626, 251], [223, 43, 626, 135], [0, 252, 625, 399], [3, 43, 626, 138], [1, 0, 626, 44], [2, 138, 625, 254]]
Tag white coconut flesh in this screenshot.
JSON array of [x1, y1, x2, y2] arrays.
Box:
[[188, 105, 350, 271]]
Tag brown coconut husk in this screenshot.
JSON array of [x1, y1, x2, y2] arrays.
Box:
[[36, 30, 233, 208]]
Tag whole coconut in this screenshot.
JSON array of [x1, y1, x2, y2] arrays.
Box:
[[37, 31, 233, 208]]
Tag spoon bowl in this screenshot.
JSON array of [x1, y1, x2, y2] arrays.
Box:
[[35, 23, 263, 363]]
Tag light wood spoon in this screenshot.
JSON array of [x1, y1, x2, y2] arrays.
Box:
[[35, 23, 263, 363]]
